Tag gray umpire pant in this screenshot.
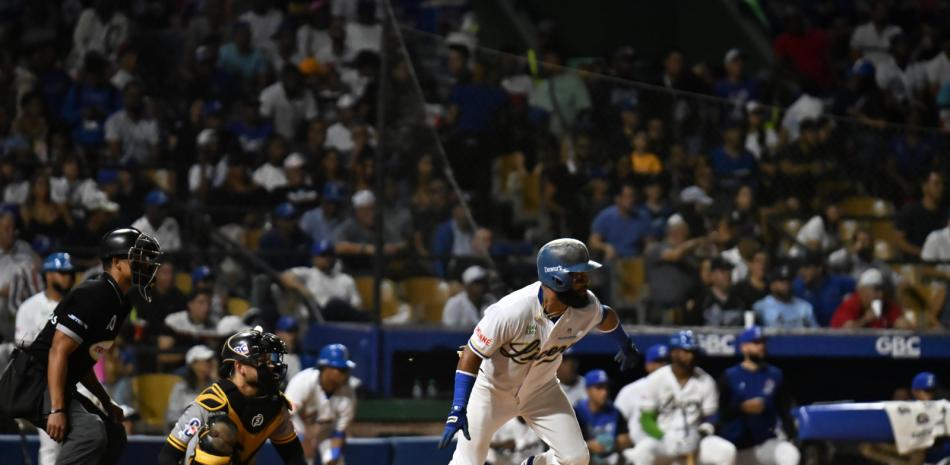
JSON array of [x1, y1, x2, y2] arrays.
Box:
[[39, 387, 127, 465]]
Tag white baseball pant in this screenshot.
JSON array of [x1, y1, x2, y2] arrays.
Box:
[[38, 428, 60, 465], [449, 380, 588, 465], [624, 435, 736, 465], [736, 439, 799, 465]]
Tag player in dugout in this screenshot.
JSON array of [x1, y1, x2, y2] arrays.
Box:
[[718, 326, 798, 465]]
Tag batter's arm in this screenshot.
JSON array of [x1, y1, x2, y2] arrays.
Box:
[[597, 306, 640, 371], [457, 344, 483, 374], [437, 346, 483, 449], [639, 410, 664, 440]]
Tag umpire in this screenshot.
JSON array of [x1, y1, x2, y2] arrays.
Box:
[[0, 228, 162, 465]]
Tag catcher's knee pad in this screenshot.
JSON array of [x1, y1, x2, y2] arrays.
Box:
[[191, 414, 238, 465]]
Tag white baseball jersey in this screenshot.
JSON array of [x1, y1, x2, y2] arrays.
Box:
[[467, 282, 604, 397], [14, 291, 58, 347], [614, 378, 648, 443], [284, 367, 356, 463], [637, 365, 718, 439]]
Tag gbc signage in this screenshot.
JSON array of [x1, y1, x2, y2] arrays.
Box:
[[697, 333, 736, 356], [875, 336, 921, 359]]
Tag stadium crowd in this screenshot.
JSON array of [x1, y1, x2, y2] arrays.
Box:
[[0, 0, 949, 440]]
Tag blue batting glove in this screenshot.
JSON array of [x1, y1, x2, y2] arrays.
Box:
[[438, 405, 470, 448], [614, 339, 640, 371]]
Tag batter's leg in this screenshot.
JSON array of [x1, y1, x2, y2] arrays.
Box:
[[518, 381, 588, 465], [449, 381, 516, 465], [698, 435, 736, 465]]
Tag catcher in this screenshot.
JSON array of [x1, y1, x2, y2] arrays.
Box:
[[158, 327, 307, 465]]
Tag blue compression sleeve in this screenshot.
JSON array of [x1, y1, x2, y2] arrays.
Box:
[[452, 370, 477, 408], [330, 431, 345, 461], [603, 306, 631, 349]]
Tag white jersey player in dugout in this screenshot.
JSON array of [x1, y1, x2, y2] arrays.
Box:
[[438, 238, 641, 465], [626, 330, 736, 465], [285, 343, 358, 465]]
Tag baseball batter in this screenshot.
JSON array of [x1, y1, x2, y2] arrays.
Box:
[[438, 239, 640, 465], [625, 331, 736, 465], [285, 343, 358, 465]]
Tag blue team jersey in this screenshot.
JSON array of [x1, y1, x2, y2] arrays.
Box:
[[720, 363, 785, 449], [573, 399, 628, 464]]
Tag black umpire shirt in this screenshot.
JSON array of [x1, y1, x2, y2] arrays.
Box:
[[26, 273, 132, 387]]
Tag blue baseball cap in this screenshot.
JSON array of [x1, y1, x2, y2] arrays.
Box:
[[42, 252, 74, 273], [31, 235, 52, 255], [310, 240, 334, 256], [584, 369, 609, 387], [191, 265, 213, 285], [913, 372, 937, 391], [144, 189, 169, 206], [670, 330, 700, 351], [737, 326, 765, 346], [645, 344, 669, 364], [318, 344, 356, 370], [322, 182, 345, 203], [276, 316, 298, 332], [96, 169, 119, 185], [274, 202, 296, 219]]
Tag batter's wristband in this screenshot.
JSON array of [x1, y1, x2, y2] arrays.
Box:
[[452, 370, 477, 408], [330, 447, 342, 461]]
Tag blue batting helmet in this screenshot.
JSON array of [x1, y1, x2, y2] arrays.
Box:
[[41, 252, 74, 273], [536, 238, 601, 292], [318, 344, 356, 370], [669, 330, 700, 351]]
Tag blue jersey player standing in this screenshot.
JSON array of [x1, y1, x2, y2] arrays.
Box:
[[718, 327, 799, 465]]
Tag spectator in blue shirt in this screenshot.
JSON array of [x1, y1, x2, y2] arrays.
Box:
[[432, 203, 476, 278], [446, 61, 508, 136], [217, 21, 267, 87], [718, 327, 799, 464], [792, 252, 855, 326], [227, 98, 274, 156], [754, 264, 818, 328], [60, 52, 121, 150], [259, 202, 312, 270], [710, 124, 757, 194], [589, 183, 652, 260], [299, 182, 346, 244], [713, 49, 760, 120], [574, 370, 632, 465]]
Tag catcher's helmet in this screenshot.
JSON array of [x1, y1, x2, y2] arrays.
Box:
[[220, 327, 289, 384]]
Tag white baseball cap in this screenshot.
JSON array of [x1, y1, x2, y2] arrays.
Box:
[[283, 152, 306, 169], [667, 213, 686, 228], [185, 345, 215, 365], [680, 186, 713, 206], [196, 129, 217, 146], [724, 48, 742, 65], [337, 94, 356, 109], [858, 268, 884, 288], [462, 265, 488, 285], [352, 189, 376, 208]]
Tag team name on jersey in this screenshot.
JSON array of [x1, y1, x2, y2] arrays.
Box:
[[499, 339, 570, 364], [658, 396, 703, 416]]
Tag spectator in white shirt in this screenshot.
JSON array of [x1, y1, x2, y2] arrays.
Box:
[[316, 19, 356, 70], [922, 213, 950, 275], [239, 0, 284, 56], [325, 94, 357, 152], [926, 34, 950, 93], [441, 265, 497, 328], [795, 201, 842, 254], [14, 252, 75, 347], [280, 240, 370, 322], [0, 210, 41, 325], [189, 129, 218, 199], [849, 1, 902, 66], [104, 81, 159, 165], [69, 0, 129, 71], [131, 189, 182, 252], [110, 46, 138, 91], [345, 1, 382, 54], [252, 136, 289, 192], [260, 64, 318, 140]]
